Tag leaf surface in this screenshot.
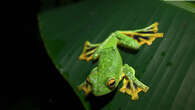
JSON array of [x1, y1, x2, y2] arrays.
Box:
[[39, 0, 195, 110]]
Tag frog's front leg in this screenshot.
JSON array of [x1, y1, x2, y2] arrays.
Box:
[[78, 79, 92, 96], [78, 67, 97, 95], [120, 64, 149, 100], [79, 41, 101, 62]]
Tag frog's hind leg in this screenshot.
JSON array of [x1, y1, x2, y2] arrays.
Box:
[[79, 41, 100, 62], [119, 64, 149, 100], [119, 22, 163, 46]]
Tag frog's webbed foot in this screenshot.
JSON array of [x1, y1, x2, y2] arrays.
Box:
[[79, 41, 100, 62], [78, 79, 92, 96], [120, 64, 149, 100], [120, 77, 149, 100], [119, 22, 164, 46]]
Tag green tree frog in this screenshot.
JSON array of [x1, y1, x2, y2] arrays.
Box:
[[78, 22, 163, 100]]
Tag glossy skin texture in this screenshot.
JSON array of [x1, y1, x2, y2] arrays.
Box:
[[78, 22, 163, 100]]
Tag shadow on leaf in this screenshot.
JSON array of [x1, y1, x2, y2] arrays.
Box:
[[86, 88, 118, 110]]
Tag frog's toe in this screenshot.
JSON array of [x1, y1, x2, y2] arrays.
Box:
[[126, 88, 141, 100], [120, 87, 139, 100], [119, 88, 126, 93], [79, 54, 93, 62], [131, 93, 139, 100], [78, 83, 92, 96], [142, 86, 149, 93], [119, 78, 128, 93]]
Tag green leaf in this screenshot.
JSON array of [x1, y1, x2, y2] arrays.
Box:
[[164, 1, 195, 13], [39, 0, 195, 110]]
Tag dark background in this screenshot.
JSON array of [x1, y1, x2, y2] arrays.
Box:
[[8, 0, 85, 110]]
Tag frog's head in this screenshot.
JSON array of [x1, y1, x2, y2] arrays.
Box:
[[89, 76, 119, 96]]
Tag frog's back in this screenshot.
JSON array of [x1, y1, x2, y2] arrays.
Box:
[[98, 47, 122, 80]]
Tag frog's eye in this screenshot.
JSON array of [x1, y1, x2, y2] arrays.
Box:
[[107, 78, 115, 89]]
